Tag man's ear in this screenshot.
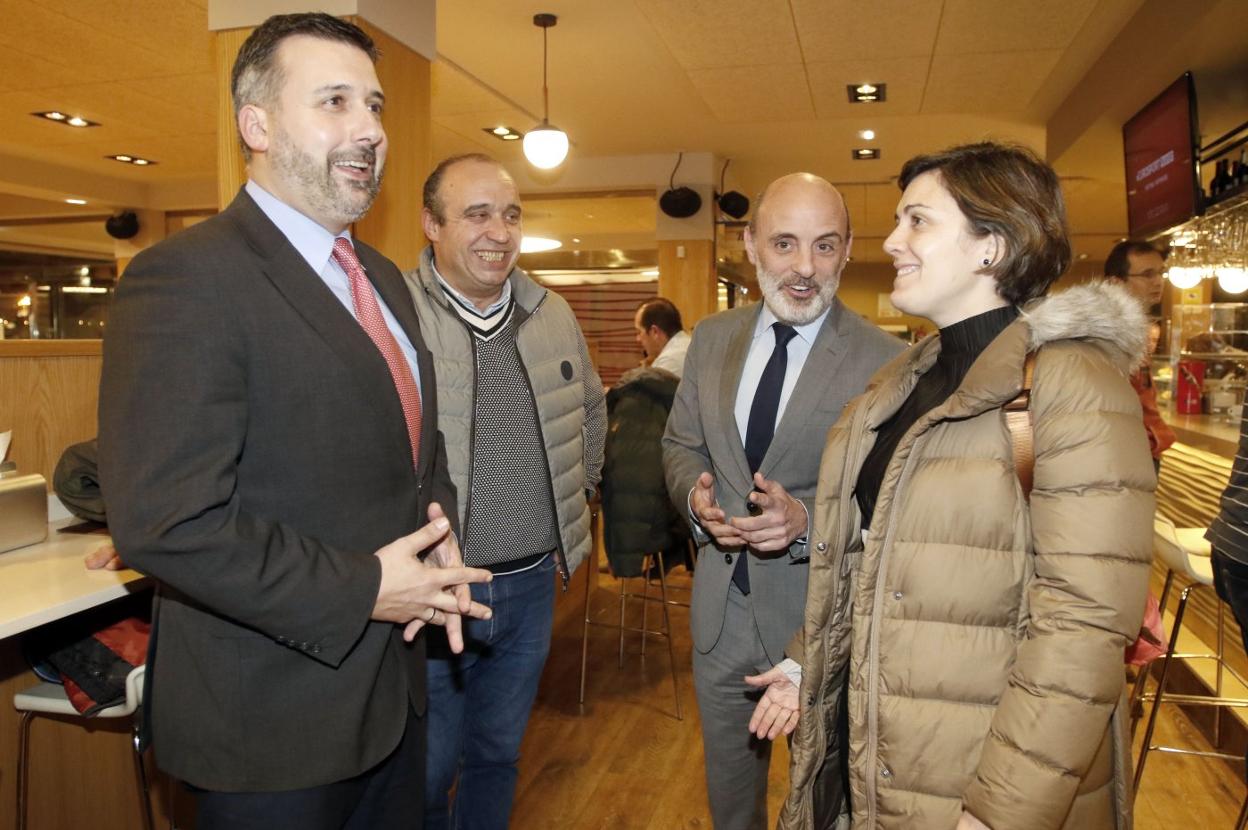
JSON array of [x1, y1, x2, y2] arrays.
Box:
[[421, 208, 441, 242], [743, 225, 758, 266], [238, 104, 270, 155]]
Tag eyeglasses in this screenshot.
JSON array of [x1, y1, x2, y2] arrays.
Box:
[[1126, 269, 1166, 280]]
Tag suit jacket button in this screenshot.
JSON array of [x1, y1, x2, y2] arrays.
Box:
[[815, 542, 828, 552], [311, 644, 322, 654], [724, 553, 733, 564]]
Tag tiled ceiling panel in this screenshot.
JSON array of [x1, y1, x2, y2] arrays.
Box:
[[634, 0, 800, 70], [791, 0, 943, 61], [922, 51, 1064, 115], [935, 0, 1100, 54], [687, 64, 814, 122], [808, 57, 931, 118]]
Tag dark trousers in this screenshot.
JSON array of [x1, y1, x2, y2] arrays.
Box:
[[1212, 549, 1248, 772], [194, 706, 425, 830]]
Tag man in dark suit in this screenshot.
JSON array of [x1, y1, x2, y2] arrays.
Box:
[[663, 173, 903, 829], [98, 13, 491, 829]]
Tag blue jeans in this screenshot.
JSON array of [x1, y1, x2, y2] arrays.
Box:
[[424, 554, 557, 829]]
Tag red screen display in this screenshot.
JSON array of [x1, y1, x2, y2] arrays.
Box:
[[1123, 74, 1198, 238]]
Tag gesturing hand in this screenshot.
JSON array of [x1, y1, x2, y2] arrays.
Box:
[[729, 472, 807, 552], [744, 664, 801, 740], [372, 512, 492, 648], [401, 502, 478, 648], [691, 471, 745, 547]]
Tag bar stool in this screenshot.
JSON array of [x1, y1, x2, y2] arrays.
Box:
[[1133, 515, 1248, 796], [14, 663, 154, 830], [578, 548, 684, 720]]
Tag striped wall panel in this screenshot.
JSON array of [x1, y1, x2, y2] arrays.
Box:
[[542, 281, 657, 388]]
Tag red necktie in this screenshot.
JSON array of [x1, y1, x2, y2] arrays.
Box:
[[332, 238, 422, 470]]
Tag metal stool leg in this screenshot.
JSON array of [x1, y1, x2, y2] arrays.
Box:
[[1130, 569, 1176, 736], [1215, 600, 1226, 747], [617, 568, 627, 669], [132, 719, 156, 830], [1134, 583, 1196, 793], [579, 553, 594, 704], [656, 551, 682, 720], [640, 555, 651, 657], [16, 710, 34, 830]]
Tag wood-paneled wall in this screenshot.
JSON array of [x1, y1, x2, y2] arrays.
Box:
[[0, 342, 102, 484]]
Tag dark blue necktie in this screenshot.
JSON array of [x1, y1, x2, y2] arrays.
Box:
[[734, 323, 798, 594]]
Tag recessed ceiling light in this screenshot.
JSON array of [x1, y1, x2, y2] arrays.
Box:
[[859, 129, 876, 141], [482, 126, 524, 142], [852, 148, 880, 160], [33, 111, 99, 127], [847, 83, 887, 104], [114, 155, 132, 162], [571, 237, 581, 244], [520, 236, 561, 253], [133, 158, 150, 165], [106, 154, 158, 166], [65, 198, 87, 205]]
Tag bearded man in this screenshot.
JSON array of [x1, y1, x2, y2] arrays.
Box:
[[662, 172, 902, 830]]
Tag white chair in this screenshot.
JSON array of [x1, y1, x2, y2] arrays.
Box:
[[14, 663, 154, 830], [1133, 516, 1248, 800]]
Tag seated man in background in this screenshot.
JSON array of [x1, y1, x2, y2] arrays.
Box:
[[634, 296, 691, 376]]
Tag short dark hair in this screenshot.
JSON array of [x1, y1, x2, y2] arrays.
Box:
[[898, 142, 1071, 306], [637, 297, 683, 337], [423, 153, 500, 225], [1105, 239, 1168, 279], [231, 13, 379, 160]]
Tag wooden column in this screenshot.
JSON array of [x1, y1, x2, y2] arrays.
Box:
[[350, 19, 432, 271], [213, 27, 251, 210], [657, 239, 717, 329]]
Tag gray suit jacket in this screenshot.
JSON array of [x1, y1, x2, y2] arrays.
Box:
[[662, 299, 902, 662], [99, 190, 456, 792]]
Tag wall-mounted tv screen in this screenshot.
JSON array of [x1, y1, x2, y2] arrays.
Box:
[[1123, 72, 1200, 238]]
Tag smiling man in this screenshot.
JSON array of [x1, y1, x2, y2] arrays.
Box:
[[98, 13, 492, 830], [405, 154, 605, 829], [662, 173, 902, 829]]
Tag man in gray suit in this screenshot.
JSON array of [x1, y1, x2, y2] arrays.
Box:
[[663, 173, 903, 829]]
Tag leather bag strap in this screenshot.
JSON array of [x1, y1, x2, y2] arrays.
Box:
[[1003, 352, 1038, 500]]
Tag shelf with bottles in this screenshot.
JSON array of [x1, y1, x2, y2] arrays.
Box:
[[1166, 302, 1248, 419]]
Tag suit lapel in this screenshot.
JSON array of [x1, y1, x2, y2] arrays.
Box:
[[227, 192, 411, 456], [762, 300, 850, 477], [718, 307, 759, 487]]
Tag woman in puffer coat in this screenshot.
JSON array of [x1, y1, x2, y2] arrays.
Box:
[[751, 142, 1155, 829]]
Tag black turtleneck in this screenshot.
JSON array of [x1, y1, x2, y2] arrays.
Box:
[[855, 305, 1019, 530]]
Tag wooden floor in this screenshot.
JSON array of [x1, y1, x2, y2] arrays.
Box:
[[511, 568, 1246, 829]]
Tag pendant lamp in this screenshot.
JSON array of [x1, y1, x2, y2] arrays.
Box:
[[522, 13, 569, 170]]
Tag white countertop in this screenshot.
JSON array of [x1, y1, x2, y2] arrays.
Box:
[[0, 518, 147, 640]]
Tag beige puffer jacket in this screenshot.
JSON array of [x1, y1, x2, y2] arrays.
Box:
[[779, 282, 1155, 830]]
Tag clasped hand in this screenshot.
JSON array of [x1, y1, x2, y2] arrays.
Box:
[[372, 502, 493, 652], [691, 471, 806, 552]]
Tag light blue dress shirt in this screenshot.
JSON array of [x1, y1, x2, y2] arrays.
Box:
[[245, 180, 421, 391], [732, 303, 831, 444]]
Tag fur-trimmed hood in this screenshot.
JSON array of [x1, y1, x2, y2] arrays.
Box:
[[1020, 280, 1149, 374]]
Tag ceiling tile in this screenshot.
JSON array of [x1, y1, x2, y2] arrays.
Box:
[[935, 0, 1100, 54], [791, 0, 943, 60], [687, 64, 814, 122], [922, 51, 1063, 115], [634, 0, 799, 70]]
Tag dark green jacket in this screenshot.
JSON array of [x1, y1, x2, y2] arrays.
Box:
[[602, 366, 688, 577]]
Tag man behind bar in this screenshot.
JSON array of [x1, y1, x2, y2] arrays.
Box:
[[99, 14, 491, 829]]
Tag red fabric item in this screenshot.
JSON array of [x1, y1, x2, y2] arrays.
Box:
[[1125, 592, 1167, 667], [332, 238, 422, 469], [63, 616, 150, 714], [1130, 368, 1176, 459]]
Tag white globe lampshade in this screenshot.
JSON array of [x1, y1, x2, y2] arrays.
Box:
[[523, 123, 569, 169], [1217, 266, 1248, 295], [1166, 266, 1203, 290]]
